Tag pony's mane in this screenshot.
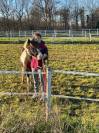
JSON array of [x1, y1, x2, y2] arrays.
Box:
[[29, 39, 38, 48]]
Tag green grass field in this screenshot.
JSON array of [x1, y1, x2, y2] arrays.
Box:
[[0, 42, 99, 132], [0, 36, 99, 44]]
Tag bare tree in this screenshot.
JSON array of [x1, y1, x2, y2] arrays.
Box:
[[72, 0, 80, 29], [79, 7, 85, 28], [14, 0, 27, 30], [24, 0, 32, 29], [0, 0, 14, 31], [59, 0, 72, 30], [84, 0, 98, 28], [0, 0, 99, 30], [60, 8, 70, 29], [29, 0, 42, 29], [31, 0, 59, 30]]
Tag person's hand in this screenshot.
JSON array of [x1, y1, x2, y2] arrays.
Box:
[[43, 54, 48, 59]]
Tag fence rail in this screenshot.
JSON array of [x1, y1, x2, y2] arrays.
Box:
[[0, 29, 99, 37], [52, 95, 99, 102], [53, 70, 99, 77], [1, 70, 99, 77], [0, 92, 99, 102], [0, 92, 35, 96], [0, 70, 45, 75], [0, 69, 99, 121]]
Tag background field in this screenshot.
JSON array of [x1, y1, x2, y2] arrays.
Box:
[[0, 39, 99, 132], [1, 36, 99, 44]]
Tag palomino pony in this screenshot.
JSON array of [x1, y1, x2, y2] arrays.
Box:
[[20, 39, 38, 90]]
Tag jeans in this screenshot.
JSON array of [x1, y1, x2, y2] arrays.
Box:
[[32, 68, 44, 93]]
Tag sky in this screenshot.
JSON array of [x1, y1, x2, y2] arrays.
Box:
[[60, 0, 99, 9]]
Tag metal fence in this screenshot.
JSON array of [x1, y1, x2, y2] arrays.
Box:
[[0, 69, 99, 132], [0, 29, 99, 38], [0, 69, 99, 120]]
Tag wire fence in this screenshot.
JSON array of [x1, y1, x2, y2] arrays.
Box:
[[0, 68, 99, 122], [1, 69, 99, 77], [0, 69, 99, 102]]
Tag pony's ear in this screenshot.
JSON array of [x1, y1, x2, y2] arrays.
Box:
[[30, 39, 38, 48], [27, 39, 30, 44]]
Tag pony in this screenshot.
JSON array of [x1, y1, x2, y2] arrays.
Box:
[[20, 39, 38, 90]]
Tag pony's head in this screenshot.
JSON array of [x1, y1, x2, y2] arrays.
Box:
[[30, 48, 38, 57], [28, 39, 38, 48]]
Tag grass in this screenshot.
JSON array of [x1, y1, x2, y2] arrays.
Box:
[[0, 43, 99, 132], [0, 36, 99, 44]]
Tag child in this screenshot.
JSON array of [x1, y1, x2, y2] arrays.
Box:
[[31, 48, 45, 100], [31, 32, 48, 94], [32, 32, 48, 64]]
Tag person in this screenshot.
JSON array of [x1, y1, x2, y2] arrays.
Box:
[[32, 32, 48, 64], [31, 32, 48, 95], [30, 47, 45, 100]]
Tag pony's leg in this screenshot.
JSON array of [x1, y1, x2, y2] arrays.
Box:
[[21, 65, 26, 84], [26, 75, 30, 92], [21, 67, 24, 83], [29, 75, 32, 87]]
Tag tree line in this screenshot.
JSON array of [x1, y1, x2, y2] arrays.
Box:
[[0, 0, 99, 31]]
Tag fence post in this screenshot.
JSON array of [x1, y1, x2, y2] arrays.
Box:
[[6, 31, 8, 37], [19, 30, 20, 37], [89, 29, 90, 35], [89, 33, 92, 42], [45, 30, 47, 37], [97, 29, 99, 36], [25, 31, 26, 37], [10, 31, 12, 38], [46, 67, 52, 122], [82, 29, 84, 36], [32, 30, 33, 36], [69, 29, 71, 37], [85, 30, 87, 37]]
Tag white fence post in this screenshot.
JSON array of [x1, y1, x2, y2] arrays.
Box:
[[54, 30, 56, 37], [69, 29, 71, 37], [6, 31, 8, 37], [46, 67, 52, 122], [97, 29, 99, 36], [82, 30, 84, 36], [89, 29, 90, 35], [45, 30, 47, 37], [32, 30, 33, 36], [10, 31, 12, 38], [85, 30, 87, 37], [19, 30, 20, 37], [25, 31, 26, 37], [89, 33, 92, 42]]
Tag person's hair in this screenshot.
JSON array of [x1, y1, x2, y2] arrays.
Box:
[[34, 32, 41, 38]]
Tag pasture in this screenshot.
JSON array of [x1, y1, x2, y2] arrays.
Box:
[[1, 36, 99, 44], [0, 39, 99, 132]]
